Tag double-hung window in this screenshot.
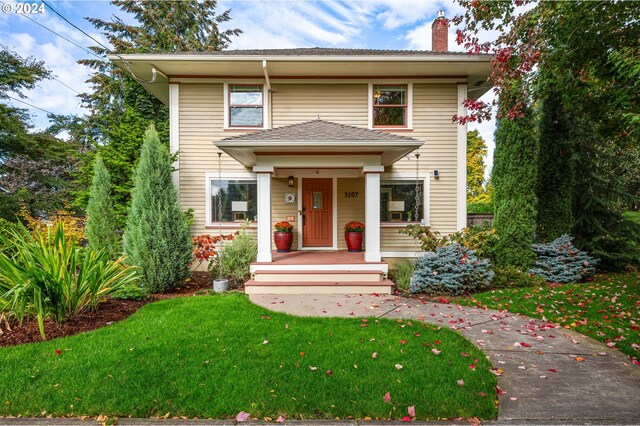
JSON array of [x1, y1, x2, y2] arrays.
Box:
[[380, 180, 424, 223], [372, 85, 408, 128], [228, 85, 264, 127], [210, 178, 257, 223]]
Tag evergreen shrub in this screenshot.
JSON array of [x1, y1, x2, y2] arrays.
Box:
[[409, 244, 494, 295], [86, 155, 120, 259], [530, 234, 597, 283], [123, 124, 193, 293]]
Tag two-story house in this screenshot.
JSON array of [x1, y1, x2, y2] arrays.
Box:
[[110, 13, 492, 294]]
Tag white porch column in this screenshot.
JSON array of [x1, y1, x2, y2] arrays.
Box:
[[363, 166, 384, 262], [254, 166, 274, 263]]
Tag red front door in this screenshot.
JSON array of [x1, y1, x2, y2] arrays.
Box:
[[302, 178, 333, 247]]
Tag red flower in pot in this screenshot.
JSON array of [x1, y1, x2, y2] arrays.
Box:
[[344, 221, 365, 252], [274, 221, 294, 252]]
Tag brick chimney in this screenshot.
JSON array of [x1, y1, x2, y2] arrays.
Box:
[[432, 10, 448, 52]]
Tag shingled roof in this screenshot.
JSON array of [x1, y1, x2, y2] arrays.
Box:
[[163, 47, 482, 57], [222, 120, 419, 142]]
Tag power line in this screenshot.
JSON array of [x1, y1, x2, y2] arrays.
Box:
[[40, 0, 112, 53], [0, 1, 103, 60], [5, 95, 57, 115], [51, 76, 81, 95]]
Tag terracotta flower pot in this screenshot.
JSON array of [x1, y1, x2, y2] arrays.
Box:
[[274, 231, 293, 252], [345, 231, 364, 252]]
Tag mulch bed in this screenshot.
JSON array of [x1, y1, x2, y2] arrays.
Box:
[[0, 271, 215, 348]]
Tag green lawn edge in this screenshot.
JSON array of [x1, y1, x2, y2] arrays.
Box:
[[0, 294, 497, 420]]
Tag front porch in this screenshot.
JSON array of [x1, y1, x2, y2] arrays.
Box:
[[246, 250, 394, 295]]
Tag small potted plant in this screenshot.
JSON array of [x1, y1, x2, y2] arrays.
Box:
[[344, 221, 365, 252], [274, 221, 294, 252]]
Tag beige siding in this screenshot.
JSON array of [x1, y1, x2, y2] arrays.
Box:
[[179, 81, 461, 250], [336, 178, 365, 250], [179, 83, 250, 236], [271, 84, 368, 127], [271, 178, 299, 249], [385, 84, 459, 235]]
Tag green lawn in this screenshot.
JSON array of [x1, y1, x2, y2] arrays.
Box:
[[454, 273, 640, 360], [0, 294, 497, 420]]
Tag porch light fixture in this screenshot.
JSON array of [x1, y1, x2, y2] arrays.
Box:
[[288, 176, 294, 187]]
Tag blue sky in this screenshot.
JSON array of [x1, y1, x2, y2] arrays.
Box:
[[0, 0, 496, 174]]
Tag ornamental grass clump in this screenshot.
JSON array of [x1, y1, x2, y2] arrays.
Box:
[[529, 234, 597, 283], [410, 243, 494, 295], [0, 222, 139, 339]]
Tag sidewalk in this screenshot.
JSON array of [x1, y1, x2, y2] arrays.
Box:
[[249, 294, 640, 424]]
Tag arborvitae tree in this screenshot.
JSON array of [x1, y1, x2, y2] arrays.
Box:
[[535, 89, 574, 241], [123, 124, 192, 293], [85, 155, 120, 258], [492, 91, 539, 268]]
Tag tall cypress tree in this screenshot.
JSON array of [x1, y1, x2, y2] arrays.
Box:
[[123, 124, 192, 293], [85, 155, 120, 258], [536, 89, 574, 241], [492, 90, 539, 268]]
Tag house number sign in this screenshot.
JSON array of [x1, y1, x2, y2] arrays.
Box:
[[344, 192, 359, 198]]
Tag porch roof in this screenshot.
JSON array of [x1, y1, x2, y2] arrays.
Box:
[[214, 120, 423, 167]]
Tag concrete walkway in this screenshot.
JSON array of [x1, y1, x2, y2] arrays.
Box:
[[250, 294, 640, 424]]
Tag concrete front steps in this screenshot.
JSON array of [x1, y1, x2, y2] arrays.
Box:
[[246, 251, 394, 294]]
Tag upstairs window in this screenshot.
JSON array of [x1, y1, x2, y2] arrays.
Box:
[[229, 85, 263, 127], [372, 85, 407, 127]]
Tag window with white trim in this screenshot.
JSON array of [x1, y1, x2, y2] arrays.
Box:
[[210, 179, 257, 222], [372, 85, 407, 127], [228, 85, 264, 127], [380, 180, 424, 223]]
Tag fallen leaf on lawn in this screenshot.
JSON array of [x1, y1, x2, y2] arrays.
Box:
[[285, 324, 289, 330], [263, 340, 269, 345], [55, 349, 62, 355], [326, 370, 333, 375], [469, 363, 476, 371], [276, 416, 285, 423], [496, 386, 506, 395], [372, 352, 378, 359], [236, 411, 250, 422], [309, 366, 318, 371], [400, 339, 407, 345], [383, 392, 392, 403], [460, 352, 470, 357], [401, 415, 412, 422], [299, 352, 305, 357], [408, 406, 416, 417], [432, 348, 441, 355], [457, 379, 465, 386], [395, 364, 403, 370]]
